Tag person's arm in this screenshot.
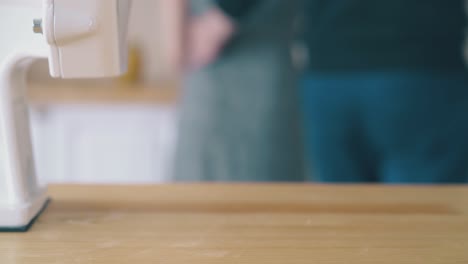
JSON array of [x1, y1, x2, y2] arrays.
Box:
[[166, 0, 263, 72], [186, 5, 236, 70], [186, 0, 263, 70]]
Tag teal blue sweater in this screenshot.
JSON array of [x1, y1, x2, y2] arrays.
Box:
[[216, 0, 467, 72]]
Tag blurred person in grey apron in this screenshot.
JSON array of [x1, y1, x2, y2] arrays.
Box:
[[173, 0, 305, 181]]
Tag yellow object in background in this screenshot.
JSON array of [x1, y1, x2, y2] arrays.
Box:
[[118, 45, 142, 84]]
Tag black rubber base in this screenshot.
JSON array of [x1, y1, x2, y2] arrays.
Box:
[[0, 198, 51, 232]]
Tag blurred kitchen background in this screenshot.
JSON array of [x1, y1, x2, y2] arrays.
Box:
[[5, 1, 468, 185], [1, 1, 181, 183]]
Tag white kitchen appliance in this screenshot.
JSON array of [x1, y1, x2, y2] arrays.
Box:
[[0, 0, 131, 231]]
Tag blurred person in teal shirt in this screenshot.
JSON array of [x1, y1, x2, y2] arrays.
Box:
[[211, 0, 468, 183]]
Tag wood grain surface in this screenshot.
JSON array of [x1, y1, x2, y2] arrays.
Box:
[[0, 184, 467, 263]]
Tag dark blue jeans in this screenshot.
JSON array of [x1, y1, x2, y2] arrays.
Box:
[[301, 71, 468, 183]]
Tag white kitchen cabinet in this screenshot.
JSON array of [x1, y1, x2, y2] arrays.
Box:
[[30, 104, 178, 184]]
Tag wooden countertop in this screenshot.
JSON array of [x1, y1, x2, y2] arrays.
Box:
[[1, 184, 468, 263], [27, 82, 179, 106]]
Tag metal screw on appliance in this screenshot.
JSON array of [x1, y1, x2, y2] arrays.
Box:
[[33, 19, 43, 34]]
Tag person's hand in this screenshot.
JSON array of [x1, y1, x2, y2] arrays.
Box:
[[186, 7, 236, 70]]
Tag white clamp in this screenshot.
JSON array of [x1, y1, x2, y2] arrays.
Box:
[[42, 0, 131, 79], [0, 52, 49, 231], [0, 0, 131, 231]]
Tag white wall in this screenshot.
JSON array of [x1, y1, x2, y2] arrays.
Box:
[[127, 0, 168, 82], [31, 105, 178, 184], [0, 5, 47, 61], [127, 0, 181, 81]]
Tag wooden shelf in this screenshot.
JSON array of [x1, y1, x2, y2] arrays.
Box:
[[27, 81, 180, 106]]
